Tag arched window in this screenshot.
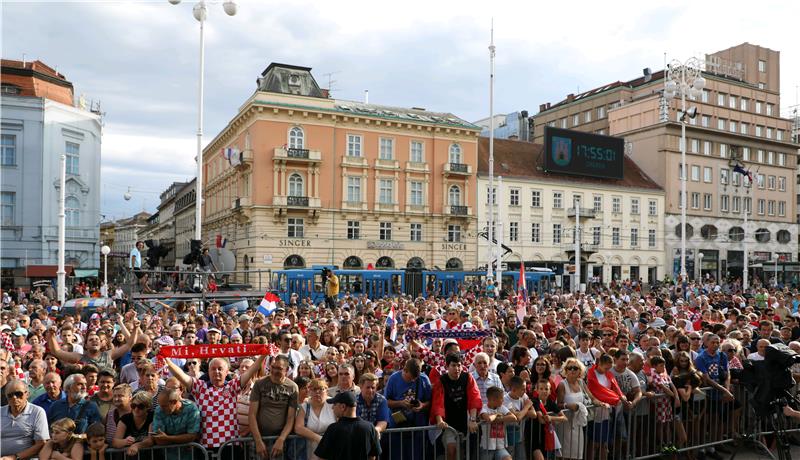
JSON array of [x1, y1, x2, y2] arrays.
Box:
[[343, 256, 363, 269], [283, 254, 305, 268], [65, 196, 80, 227], [289, 126, 304, 149], [406, 257, 425, 269], [376, 256, 395, 269], [445, 257, 463, 270], [448, 185, 461, 206], [288, 173, 304, 197], [729, 227, 744, 242], [449, 143, 462, 164]]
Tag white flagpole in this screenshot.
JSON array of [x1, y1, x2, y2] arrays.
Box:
[[487, 19, 496, 284]]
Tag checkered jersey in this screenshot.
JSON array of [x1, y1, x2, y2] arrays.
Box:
[[190, 377, 241, 448], [417, 344, 482, 376]]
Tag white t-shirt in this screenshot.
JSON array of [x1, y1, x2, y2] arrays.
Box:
[[480, 404, 510, 450], [576, 348, 599, 368], [747, 352, 765, 361]]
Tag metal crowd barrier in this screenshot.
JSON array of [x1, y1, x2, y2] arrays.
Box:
[[103, 442, 208, 460], [465, 383, 800, 460], [215, 424, 461, 460]]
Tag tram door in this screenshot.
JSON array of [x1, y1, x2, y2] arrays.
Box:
[[404, 271, 423, 298], [441, 277, 459, 297]]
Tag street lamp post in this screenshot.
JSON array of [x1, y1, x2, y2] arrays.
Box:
[[774, 254, 779, 287], [101, 245, 111, 295], [57, 154, 66, 305], [664, 57, 705, 281], [168, 0, 237, 242], [698, 252, 704, 281]]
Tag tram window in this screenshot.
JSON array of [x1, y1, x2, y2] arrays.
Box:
[[277, 274, 287, 292], [392, 274, 401, 294], [314, 274, 324, 292], [501, 275, 514, 291], [353, 275, 362, 293]]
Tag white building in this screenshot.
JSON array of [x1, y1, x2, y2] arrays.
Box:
[[477, 137, 666, 287]]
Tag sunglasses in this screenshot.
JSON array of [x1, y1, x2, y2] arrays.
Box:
[[132, 403, 148, 410], [690, 338, 701, 341], [7, 391, 25, 399], [565, 366, 580, 371]]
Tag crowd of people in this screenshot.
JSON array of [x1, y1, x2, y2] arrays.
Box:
[[1, 274, 799, 460]]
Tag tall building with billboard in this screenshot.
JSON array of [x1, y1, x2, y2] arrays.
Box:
[[532, 43, 798, 283], [201, 63, 480, 277]]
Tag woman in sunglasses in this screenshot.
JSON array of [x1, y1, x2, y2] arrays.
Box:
[[556, 358, 590, 460], [112, 391, 154, 458]]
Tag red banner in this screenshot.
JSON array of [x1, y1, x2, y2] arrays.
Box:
[[157, 343, 272, 359]]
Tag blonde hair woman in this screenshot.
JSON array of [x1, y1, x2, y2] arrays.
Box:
[[40, 418, 84, 460], [556, 358, 590, 460], [294, 378, 336, 460]]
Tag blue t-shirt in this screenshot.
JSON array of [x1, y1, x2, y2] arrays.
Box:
[[47, 399, 101, 434], [383, 372, 432, 427], [694, 350, 729, 398]]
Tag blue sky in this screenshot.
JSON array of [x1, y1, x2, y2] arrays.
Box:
[[2, 0, 799, 221]]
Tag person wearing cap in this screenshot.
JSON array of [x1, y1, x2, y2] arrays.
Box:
[[300, 326, 328, 362], [205, 327, 221, 344], [314, 390, 381, 460]]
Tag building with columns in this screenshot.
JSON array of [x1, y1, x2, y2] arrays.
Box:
[[477, 137, 665, 287], [532, 43, 798, 283], [201, 63, 480, 276]]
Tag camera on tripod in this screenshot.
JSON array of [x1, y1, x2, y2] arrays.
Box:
[[739, 343, 800, 416]]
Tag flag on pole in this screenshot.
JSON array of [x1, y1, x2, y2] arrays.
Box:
[[215, 234, 227, 248], [258, 292, 280, 316], [385, 305, 397, 342], [516, 265, 528, 326], [733, 164, 753, 182]]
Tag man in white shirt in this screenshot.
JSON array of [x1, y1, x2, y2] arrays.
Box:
[[746, 339, 770, 361], [299, 326, 327, 362]]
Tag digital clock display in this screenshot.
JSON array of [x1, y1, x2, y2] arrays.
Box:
[[544, 127, 624, 180]]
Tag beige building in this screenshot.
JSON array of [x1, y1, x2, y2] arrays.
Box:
[[477, 138, 665, 286], [201, 63, 480, 276], [532, 43, 798, 282]]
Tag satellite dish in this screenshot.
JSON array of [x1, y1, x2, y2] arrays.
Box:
[[210, 247, 236, 272]]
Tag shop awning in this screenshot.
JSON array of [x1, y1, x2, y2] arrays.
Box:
[[25, 265, 74, 278], [73, 269, 99, 278]]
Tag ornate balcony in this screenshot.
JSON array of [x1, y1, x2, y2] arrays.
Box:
[[443, 162, 472, 176], [566, 207, 596, 219], [447, 205, 471, 216], [273, 147, 321, 163], [274, 196, 321, 208]]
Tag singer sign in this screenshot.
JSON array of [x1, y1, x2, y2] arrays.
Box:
[[544, 127, 624, 180]]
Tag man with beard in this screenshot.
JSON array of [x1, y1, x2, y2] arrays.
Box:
[[46, 373, 101, 434], [1, 380, 49, 460]]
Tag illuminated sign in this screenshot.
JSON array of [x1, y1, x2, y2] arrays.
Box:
[[543, 127, 624, 180]]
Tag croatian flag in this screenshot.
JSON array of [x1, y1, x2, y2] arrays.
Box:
[[420, 318, 446, 331], [215, 234, 227, 248], [516, 264, 528, 326], [733, 164, 753, 183], [258, 292, 280, 317], [386, 305, 397, 342], [223, 147, 240, 167]]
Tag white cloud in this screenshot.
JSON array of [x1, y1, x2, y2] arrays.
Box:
[[3, 0, 799, 219]]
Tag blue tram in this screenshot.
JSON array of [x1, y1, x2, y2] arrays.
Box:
[[271, 266, 554, 304]]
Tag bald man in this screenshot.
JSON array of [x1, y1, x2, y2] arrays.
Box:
[[32, 372, 65, 413]]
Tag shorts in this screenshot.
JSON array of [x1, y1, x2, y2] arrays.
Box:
[[480, 448, 511, 460], [589, 419, 613, 443], [133, 267, 145, 279], [441, 428, 460, 446]]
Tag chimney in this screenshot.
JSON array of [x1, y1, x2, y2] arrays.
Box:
[[539, 104, 547, 112], [320, 88, 330, 98], [567, 93, 575, 102], [364, 90, 369, 104], [546, 102, 551, 109]]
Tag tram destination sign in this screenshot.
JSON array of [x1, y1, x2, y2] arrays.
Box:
[[543, 127, 624, 180]]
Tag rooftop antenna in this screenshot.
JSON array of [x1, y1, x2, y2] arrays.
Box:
[[22, 53, 26, 66], [322, 71, 340, 96]]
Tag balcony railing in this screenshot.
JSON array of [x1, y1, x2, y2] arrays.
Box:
[[287, 196, 309, 207], [566, 207, 597, 219], [287, 148, 310, 159], [561, 242, 600, 252], [450, 205, 468, 216], [449, 162, 468, 173]]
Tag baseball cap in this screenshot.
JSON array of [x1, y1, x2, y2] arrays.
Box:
[[13, 327, 27, 337], [207, 327, 221, 334], [327, 391, 357, 407], [0, 324, 11, 333]]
